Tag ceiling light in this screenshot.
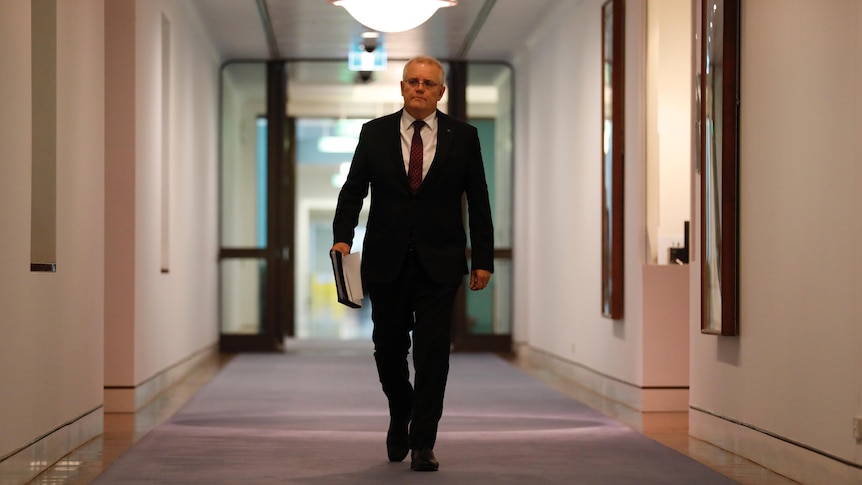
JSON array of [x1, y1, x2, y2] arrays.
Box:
[[330, 0, 457, 33]]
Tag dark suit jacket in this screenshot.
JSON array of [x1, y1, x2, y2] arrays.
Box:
[[333, 109, 494, 286]]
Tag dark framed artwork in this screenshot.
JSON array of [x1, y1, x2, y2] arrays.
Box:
[[601, 0, 624, 319], [700, 0, 739, 335]]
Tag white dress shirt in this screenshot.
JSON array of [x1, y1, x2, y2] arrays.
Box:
[[400, 111, 438, 180]]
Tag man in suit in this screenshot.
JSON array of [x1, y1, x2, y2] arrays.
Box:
[[331, 55, 494, 472]]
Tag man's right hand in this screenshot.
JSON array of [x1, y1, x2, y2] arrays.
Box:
[[331, 242, 351, 255]]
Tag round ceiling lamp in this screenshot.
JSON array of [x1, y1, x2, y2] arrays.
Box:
[[330, 0, 458, 33]]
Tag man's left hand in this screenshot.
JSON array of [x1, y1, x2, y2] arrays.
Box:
[[469, 269, 491, 291]]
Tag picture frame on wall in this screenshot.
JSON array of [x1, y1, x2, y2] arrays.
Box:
[[601, 0, 624, 320], [699, 0, 740, 336]]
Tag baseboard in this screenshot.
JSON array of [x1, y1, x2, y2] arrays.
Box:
[[516, 344, 689, 412], [690, 407, 862, 485], [0, 406, 102, 484], [104, 343, 218, 413]]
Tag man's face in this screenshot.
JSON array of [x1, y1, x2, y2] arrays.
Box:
[[401, 61, 446, 120]]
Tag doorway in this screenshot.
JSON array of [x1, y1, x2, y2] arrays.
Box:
[[293, 117, 372, 339], [218, 59, 514, 352], [217, 61, 291, 352]]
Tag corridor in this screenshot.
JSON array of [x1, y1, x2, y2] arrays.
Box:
[[27, 342, 796, 484]]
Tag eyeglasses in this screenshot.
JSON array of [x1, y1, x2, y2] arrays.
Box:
[[404, 79, 440, 89]]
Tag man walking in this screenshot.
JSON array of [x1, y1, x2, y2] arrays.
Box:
[[331, 55, 494, 471]]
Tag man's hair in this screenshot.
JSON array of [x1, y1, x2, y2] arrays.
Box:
[[403, 56, 446, 85]]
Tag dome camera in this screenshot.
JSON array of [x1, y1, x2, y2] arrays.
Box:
[[360, 31, 380, 53], [361, 38, 378, 53]]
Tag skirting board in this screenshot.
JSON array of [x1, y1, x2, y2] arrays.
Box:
[[690, 407, 862, 485], [517, 344, 689, 412], [104, 344, 217, 413], [0, 407, 102, 484]]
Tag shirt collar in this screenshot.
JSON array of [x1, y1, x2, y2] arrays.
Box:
[[402, 110, 437, 132]]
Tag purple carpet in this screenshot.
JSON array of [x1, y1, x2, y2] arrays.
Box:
[[92, 352, 738, 484]]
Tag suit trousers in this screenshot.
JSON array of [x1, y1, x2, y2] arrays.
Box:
[[367, 249, 459, 450]]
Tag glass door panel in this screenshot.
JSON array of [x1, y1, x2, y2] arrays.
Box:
[[221, 63, 267, 250], [220, 258, 267, 334], [465, 259, 512, 335], [291, 115, 372, 340], [286, 59, 388, 342], [218, 61, 287, 351], [457, 63, 514, 352], [279, 60, 512, 351]]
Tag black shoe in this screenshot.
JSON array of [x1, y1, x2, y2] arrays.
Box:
[[386, 423, 409, 462], [410, 449, 439, 471]]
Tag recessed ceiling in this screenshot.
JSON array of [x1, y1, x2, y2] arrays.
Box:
[[191, 0, 562, 63], [195, 0, 563, 119]]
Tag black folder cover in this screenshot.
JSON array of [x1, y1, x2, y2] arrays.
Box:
[[330, 250, 363, 308]]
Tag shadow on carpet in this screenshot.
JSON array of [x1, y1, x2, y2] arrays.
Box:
[[92, 353, 737, 484]]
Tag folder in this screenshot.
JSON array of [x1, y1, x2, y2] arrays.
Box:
[[330, 250, 363, 308]]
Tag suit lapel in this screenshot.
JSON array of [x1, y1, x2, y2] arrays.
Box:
[[381, 110, 410, 189], [419, 111, 454, 192]]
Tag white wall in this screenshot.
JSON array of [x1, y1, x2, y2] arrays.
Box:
[[2, 0, 220, 472], [690, 1, 862, 481], [0, 0, 105, 461], [512, 0, 648, 387], [133, 0, 220, 388], [104, 0, 220, 408], [104, 0, 137, 398], [515, 0, 861, 479]]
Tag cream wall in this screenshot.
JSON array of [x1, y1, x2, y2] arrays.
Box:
[[2, 0, 221, 474], [104, 0, 219, 410], [512, 0, 649, 387], [0, 0, 105, 463], [3, 0, 860, 482], [104, 0, 137, 394], [689, 1, 862, 482], [133, 0, 220, 383], [513, 0, 688, 412], [514, 0, 861, 481]]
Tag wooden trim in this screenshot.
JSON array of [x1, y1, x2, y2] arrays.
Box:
[[699, 0, 740, 336], [601, 0, 625, 320]]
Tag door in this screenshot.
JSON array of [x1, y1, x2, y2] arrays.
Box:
[[217, 59, 515, 352], [292, 116, 373, 340], [218, 61, 293, 352], [281, 59, 515, 351], [450, 62, 515, 353]]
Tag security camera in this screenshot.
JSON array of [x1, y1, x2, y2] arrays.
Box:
[[361, 38, 377, 53]]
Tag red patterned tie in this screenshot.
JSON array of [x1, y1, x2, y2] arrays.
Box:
[[408, 120, 425, 193]]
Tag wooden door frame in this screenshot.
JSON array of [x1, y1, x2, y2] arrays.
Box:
[[219, 61, 291, 353]]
